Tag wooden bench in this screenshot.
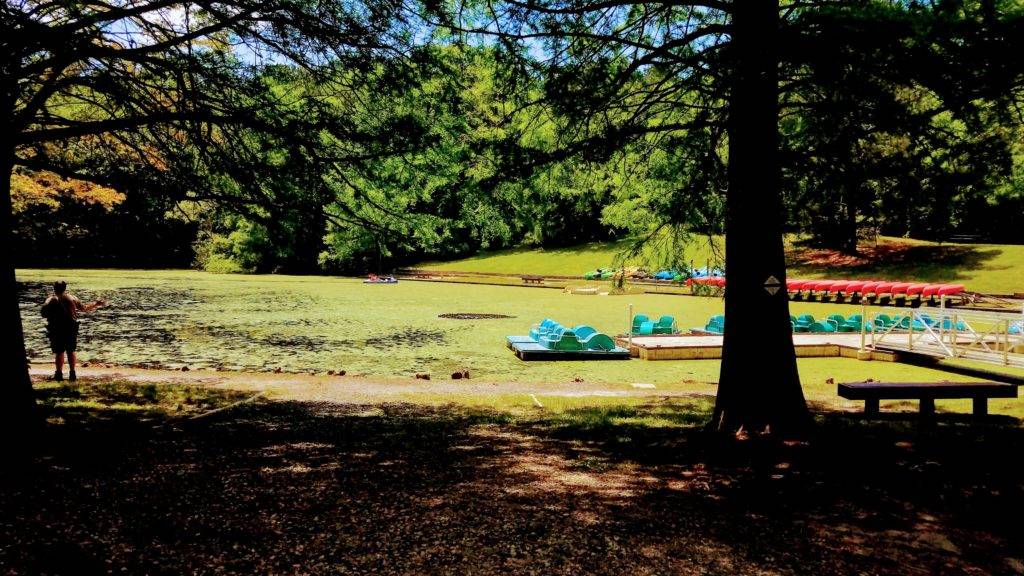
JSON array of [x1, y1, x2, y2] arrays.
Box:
[[947, 234, 985, 243], [522, 275, 544, 285], [838, 381, 1018, 418]]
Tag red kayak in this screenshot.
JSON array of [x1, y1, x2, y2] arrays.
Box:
[[829, 281, 850, 293], [905, 283, 928, 297], [844, 281, 866, 294], [873, 282, 895, 295], [937, 284, 965, 296], [860, 281, 881, 295], [890, 282, 914, 295]]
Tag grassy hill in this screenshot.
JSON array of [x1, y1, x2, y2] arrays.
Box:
[[418, 236, 1024, 295], [419, 238, 721, 277]]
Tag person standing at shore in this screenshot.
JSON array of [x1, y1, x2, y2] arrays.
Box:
[[41, 281, 105, 382]]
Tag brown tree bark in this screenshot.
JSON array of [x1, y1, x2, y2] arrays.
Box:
[[3, 49, 40, 448], [0, 144, 40, 449], [711, 0, 811, 435]]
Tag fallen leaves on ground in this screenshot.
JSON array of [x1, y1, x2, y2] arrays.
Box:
[[2, 391, 1022, 575]]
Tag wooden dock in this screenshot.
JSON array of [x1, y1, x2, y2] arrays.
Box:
[[617, 333, 897, 361]]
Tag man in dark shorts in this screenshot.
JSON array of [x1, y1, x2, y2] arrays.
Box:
[[41, 280, 105, 382]]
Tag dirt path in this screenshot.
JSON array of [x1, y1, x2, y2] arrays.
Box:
[[29, 363, 719, 403]]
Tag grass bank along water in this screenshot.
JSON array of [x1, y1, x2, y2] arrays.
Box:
[[419, 236, 1024, 295], [15, 269, 1018, 412]]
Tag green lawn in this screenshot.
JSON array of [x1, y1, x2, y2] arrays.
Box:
[[35, 379, 251, 420], [419, 236, 1024, 295], [419, 238, 720, 277]]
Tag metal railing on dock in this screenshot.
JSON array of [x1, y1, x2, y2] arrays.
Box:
[[865, 299, 1024, 367]]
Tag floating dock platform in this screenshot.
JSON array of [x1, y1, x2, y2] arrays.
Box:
[[616, 333, 897, 361], [506, 336, 631, 361]]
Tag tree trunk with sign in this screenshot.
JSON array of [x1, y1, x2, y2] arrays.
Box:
[[710, 0, 811, 435]]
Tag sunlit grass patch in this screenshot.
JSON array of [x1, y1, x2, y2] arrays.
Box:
[[35, 380, 250, 419], [420, 235, 1024, 294], [541, 397, 713, 431], [419, 238, 714, 276], [387, 391, 713, 429]]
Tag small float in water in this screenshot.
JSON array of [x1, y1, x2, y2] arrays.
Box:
[[364, 274, 398, 284], [564, 285, 604, 295]]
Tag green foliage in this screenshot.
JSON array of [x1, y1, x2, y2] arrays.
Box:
[[12, 170, 198, 268], [10, 1, 1024, 272], [197, 253, 247, 275], [781, 1, 1024, 251]]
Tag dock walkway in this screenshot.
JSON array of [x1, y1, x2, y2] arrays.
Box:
[[618, 333, 895, 361]]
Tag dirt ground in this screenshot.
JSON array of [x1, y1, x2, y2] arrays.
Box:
[[3, 368, 1024, 575], [26, 363, 722, 402]]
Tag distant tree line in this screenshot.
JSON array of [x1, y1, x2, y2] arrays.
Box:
[[11, 2, 1024, 274]]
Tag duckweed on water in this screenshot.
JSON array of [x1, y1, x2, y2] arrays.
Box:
[[16, 269, 999, 396]]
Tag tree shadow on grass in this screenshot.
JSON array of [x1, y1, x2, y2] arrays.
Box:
[[788, 242, 1005, 284], [3, 389, 1024, 575]]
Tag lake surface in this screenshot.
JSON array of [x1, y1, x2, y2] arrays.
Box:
[[18, 269, 732, 383], [18, 269, 920, 386]]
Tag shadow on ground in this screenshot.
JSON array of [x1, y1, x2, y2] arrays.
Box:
[[3, 390, 1023, 575], [788, 242, 1004, 284]]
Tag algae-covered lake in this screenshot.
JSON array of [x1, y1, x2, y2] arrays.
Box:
[[16, 269, 965, 387]]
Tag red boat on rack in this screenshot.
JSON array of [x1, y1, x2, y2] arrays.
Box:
[[786, 277, 965, 304]]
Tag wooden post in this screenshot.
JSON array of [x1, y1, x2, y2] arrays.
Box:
[[909, 316, 914, 350], [973, 397, 988, 417], [920, 397, 935, 417], [937, 295, 944, 343], [946, 311, 954, 356], [1004, 319, 1010, 365], [627, 303, 633, 347], [860, 300, 867, 351], [864, 398, 879, 416]]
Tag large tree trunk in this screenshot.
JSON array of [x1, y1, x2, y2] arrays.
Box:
[[841, 194, 859, 255], [1, 149, 40, 446], [711, 0, 811, 435]]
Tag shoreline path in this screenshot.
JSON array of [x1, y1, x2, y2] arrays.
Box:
[[27, 363, 719, 404]]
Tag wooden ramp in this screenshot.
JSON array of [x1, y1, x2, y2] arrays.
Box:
[[619, 333, 896, 361], [506, 336, 630, 361], [872, 337, 1024, 367], [866, 308, 1024, 368]]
